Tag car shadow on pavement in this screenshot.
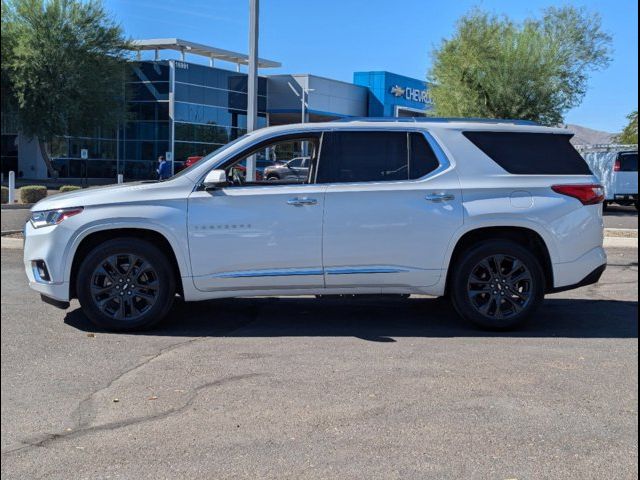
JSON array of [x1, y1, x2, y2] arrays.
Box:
[[64, 296, 638, 340]]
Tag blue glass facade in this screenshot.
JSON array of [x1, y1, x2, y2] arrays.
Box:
[[354, 71, 433, 117], [121, 61, 170, 179], [51, 60, 267, 180], [36, 64, 430, 180], [172, 61, 267, 166]]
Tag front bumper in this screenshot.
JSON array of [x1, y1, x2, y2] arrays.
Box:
[[23, 221, 72, 302], [40, 294, 70, 309]]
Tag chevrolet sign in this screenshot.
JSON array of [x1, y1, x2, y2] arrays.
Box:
[[389, 85, 432, 104]]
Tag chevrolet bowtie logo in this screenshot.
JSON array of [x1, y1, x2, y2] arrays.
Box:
[[390, 85, 405, 97]]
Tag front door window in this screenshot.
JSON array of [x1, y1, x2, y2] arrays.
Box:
[[223, 137, 319, 186]]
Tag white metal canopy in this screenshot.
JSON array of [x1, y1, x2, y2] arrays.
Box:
[[131, 38, 281, 68]]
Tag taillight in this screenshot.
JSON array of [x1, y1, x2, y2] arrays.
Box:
[[552, 184, 605, 205], [614, 159, 621, 172]]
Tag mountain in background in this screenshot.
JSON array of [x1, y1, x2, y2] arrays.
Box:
[[564, 124, 616, 145]]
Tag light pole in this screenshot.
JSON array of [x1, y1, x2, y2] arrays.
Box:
[[287, 81, 315, 124], [246, 0, 259, 181], [288, 82, 314, 157]]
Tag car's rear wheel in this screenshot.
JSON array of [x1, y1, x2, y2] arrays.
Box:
[[450, 240, 545, 330], [76, 238, 176, 331]]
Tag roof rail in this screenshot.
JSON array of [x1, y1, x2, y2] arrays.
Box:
[[334, 117, 539, 126]]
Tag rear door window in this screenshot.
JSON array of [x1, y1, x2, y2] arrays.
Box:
[[317, 131, 440, 183], [463, 131, 592, 175], [618, 152, 638, 172]]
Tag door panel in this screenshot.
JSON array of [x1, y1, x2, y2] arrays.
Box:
[[322, 171, 463, 288], [188, 184, 326, 291]]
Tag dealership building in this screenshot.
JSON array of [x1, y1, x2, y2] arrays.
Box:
[[0, 39, 433, 180]]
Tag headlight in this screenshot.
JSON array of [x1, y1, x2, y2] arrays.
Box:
[[30, 207, 84, 229]]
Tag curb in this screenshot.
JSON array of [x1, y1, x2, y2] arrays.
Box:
[[1, 204, 33, 210], [603, 236, 638, 249], [1, 230, 22, 236], [1, 237, 23, 250], [604, 228, 638, 238]]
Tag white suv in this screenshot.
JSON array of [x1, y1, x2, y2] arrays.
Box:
[[24, 119, 607, 331]]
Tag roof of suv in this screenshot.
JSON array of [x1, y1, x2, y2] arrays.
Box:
[[258, 119, 570, 135]]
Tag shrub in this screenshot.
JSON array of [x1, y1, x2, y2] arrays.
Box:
[[20, 185, 48, 204], [59, 185, 82, 193], [1, 186, 8, 204]]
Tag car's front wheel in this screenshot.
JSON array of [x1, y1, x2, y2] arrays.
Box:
[[450, 240, 545, 330], [76, 238, 176, 331]]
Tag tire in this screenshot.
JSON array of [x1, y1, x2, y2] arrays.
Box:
[[76, 238, 176, 331], [267, 175, 280, 181], [450, 240, 545, 330]]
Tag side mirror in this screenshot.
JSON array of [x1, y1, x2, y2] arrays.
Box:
[[203, 169, 227, 189]]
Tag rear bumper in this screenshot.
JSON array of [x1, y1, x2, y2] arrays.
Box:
[[552, 246, 607, 291], [549, 263, 606, 294]]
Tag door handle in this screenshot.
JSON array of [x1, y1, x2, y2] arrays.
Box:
[[287, 197, 318, 206], [425, 192, 455, 203]]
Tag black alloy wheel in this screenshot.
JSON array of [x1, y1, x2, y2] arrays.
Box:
[[76, 238, 176, 331], [450, 240, 545, 330]]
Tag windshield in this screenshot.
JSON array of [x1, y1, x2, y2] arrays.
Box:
[[168, 134, 251, 180]]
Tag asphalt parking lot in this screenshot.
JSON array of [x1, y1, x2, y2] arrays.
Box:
[[1, 245, 637, 479], [604, 204, 640, 229]]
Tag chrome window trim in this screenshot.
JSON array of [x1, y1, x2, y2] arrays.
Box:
[[314, 128, 453, 186], [192, 127, 329, 190], [192, 126, 454, 190]]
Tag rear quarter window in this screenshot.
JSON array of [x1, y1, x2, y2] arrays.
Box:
[[463, 131, 592, 175]]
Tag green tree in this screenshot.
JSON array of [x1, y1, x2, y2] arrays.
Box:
[[428, 7, 612, 125], [615, 111, 638, 144], [2, 0, 130, 176], [1, 1, 18, 122], [1, 1, 16, 93]]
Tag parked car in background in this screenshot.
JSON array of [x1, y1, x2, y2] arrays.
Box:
[[582, 149, 638, 209], [180, 155, 271, 181], [184, 155, 203, 170], [264, 157, 310, 182], [24, 119, 606, 332], [611, 151, 638, 209]]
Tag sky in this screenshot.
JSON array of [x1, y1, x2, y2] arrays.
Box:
[[104, 0, 638, 133]]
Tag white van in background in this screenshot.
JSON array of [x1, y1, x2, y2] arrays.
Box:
[[612, 151, 638, 209], [581, 148, 638, 210]]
